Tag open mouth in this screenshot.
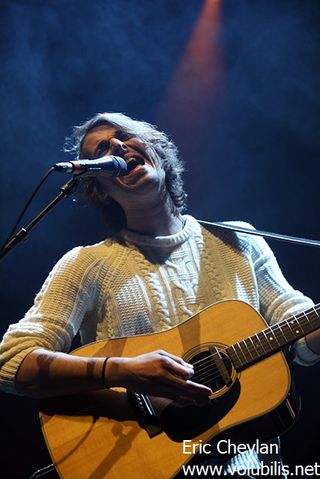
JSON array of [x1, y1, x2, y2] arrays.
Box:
[[125, 156, 145, 173]]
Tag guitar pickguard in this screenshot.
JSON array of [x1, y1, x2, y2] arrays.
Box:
[[159, 342, 240, 441]]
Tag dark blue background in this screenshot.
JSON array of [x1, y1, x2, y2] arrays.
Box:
[[0, 1, 319, 477]]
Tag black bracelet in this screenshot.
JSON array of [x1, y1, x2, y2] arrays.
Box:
[[101, 357, 110, 388]]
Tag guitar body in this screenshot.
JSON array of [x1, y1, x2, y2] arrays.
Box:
[[40, 300, 298, 479]]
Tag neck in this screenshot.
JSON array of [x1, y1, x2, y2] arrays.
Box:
[[125, 195, 184, 236]]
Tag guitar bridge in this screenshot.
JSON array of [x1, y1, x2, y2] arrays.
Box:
[[127, 391, 162, 438]]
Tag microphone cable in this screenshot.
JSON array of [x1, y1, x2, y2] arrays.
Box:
[[0, 167, 56, 253]]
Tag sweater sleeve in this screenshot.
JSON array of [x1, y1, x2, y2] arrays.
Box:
[[248, 232, 320, 367], [0, 246, 99, 394]]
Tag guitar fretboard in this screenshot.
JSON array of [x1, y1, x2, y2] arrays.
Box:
[[227, 304, 320, 371]]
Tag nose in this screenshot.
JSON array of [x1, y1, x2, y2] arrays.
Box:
[[109, 137, 127, 156]]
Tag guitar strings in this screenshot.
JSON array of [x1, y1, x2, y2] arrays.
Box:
[[187, 350, 232, 385], [189, 337, 281, 385], [185, 332, 282, 385], [181, 308, 319, 390], [193, 366, 227, 385], [188, 306, 320, 386]]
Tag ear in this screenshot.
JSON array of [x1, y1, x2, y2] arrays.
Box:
[[93, 180, 114, 206], [81, 178, 114, 206]]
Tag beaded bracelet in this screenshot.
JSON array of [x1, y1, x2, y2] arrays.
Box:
[[101, 357, 110, 388]]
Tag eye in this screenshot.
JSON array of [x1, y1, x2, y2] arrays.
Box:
[[95, 140, 110, 157], [116, 131, 131, 141]]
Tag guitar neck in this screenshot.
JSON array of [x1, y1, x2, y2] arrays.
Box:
[[227, 303, 320, 371]]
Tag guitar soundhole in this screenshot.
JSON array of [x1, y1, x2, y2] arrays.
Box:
[[184, 343, 236, 397]]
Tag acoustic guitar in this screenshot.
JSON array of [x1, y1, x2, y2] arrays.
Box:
[[40, 299, 320, 478]]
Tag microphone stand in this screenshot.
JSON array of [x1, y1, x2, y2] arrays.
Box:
[[198, 220, 320, 249], [0, 177, 77, 261], [2, 173, 320, 261]]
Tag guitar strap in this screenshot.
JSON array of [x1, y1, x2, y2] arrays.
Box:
[[198, 219, 320, 249]]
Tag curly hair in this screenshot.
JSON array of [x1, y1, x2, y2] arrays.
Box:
[[64, 113, 187, 232]]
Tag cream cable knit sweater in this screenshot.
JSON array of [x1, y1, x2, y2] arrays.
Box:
[[0, 215, 318, 394]]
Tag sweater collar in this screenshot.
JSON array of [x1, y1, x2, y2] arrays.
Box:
[[117, 215, 199, 248]]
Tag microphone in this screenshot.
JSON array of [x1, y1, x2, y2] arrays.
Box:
[[53, 156, 128, 177]]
